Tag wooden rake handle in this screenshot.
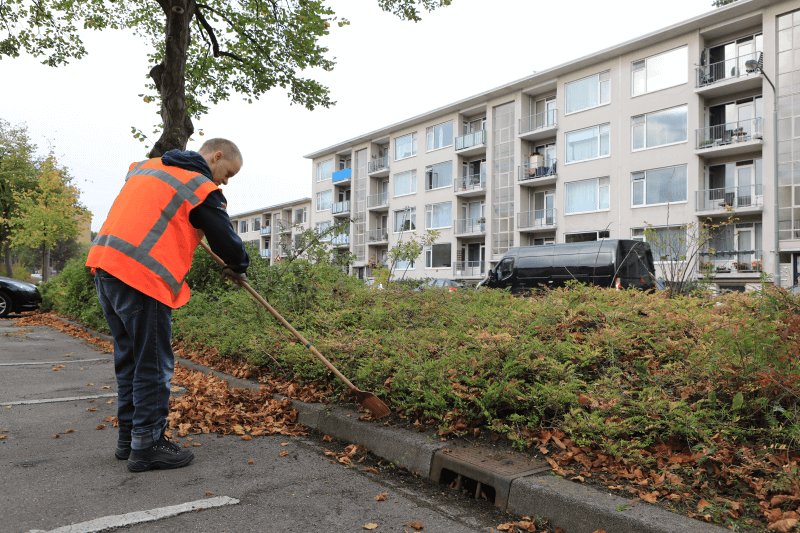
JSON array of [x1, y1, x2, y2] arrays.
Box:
[[198, 240, 359, 392]]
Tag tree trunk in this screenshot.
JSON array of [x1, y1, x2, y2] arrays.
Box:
[[3, 240, 11, 278], [42, 245, 50, 283], [148, 0, 195, 158]]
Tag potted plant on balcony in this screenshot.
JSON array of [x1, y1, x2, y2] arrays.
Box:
[[752, 259, 763, 271], [698, 139, 714, 149], [700, 261, 714, 273], [732, 261, 748, 272], [476, 217, 486, 224], [715, 265, 731, 273]]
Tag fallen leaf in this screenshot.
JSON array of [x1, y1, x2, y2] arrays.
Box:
[[192, 442, 201, 447], [281, 442, 290, 446], [323, 435, 333, 442], [639, 492, 658, 503], [363, 524, 378, 530], [0, 435, 6, 440], [697, 499, 711, 511], [184, 443, 190, 448], [5, 406, 11, 409], [365, 467, 379, 474], [593, 531, 608, 533], [279, 451, 289, 457], [57, 364, 64, 368], [407, 522, 424, 530], [53, 434, 59, 439], [85, 407, 97, 412], [95, 424, 106, 430], [86, 383, 95, 386], [64, 429, 76, 433], [52, 368, 58, 371], [248, 460, 254, 465], [101, 386, 110, 389], [769, 519, 798, 532], [205, 491, 213, 496], [107, 400, 113, 404], [241, 435, 253, 441], [375, 493, 387, 501]]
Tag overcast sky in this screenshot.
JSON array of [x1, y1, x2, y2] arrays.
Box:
[[1, 0, 716, 231]]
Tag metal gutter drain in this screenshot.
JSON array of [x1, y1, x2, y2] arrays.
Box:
[[431, 448, 550, 510]]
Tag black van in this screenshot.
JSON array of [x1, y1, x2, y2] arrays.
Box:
[[477, 239, 656, 291]]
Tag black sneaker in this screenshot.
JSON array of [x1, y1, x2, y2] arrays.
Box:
[[126, 433, 194, 472], [115, 444, 131, 460]]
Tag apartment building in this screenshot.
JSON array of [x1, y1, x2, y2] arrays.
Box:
[[305, 0, 800, 290], [229, 198, 312, 265]]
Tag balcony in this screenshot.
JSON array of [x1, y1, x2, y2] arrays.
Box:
[[332, 168, 352, 184], [453, 261, 485, 278], [368, 156, 389, 177], [695, 52, 763, 98], [332, 200, 351, 217], [279, 223, 291, 234], [260, 249, 271, 259], [454, 130, 487, 156], [367, 228, 389, 243], [519, 109, 558, 141], [518, 158, 557, 187], [454, 172, 486, 197], [695, 185, 763, 215], [453, 218, 486, 236], [367, 191, 389, 210], [518, 209, 557, 232], [332, 234, 350, 247], [260, 226, 271, 235], [698, 250, 763, 276], [695, 118, 763, 157]]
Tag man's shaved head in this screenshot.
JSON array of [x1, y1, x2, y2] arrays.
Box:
[[198, 138, 243, 164]]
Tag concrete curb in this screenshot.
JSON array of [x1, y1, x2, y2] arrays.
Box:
[[56, 318, 729, 533]]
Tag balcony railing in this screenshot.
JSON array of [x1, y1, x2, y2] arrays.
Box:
[[367, 191, 389, 208], [518, 208, 557, 229], [260, 249, 271, 258], [696, 51, 763, 88], [332, 200, 351, 215], [367, 228, 389, 243], [519, 158, 557, 182], [695, 185, 763, 211], [453, 261, 485, 277], [279, 223, 291, 234], [519, 109, 557, 135], [368, 156, 389, 174], [696, 118, 763, 149], [332, 168, 352, 183], [453, 218, 486, 235], [454, 172, 486, 193], [260, 226, 271, 235], [455, 130, 486, 151], [698, 250, 763, 273], [332, 234, 350, 246]]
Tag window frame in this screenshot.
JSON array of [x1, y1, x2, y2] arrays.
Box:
[[424, 242, 452, 269], [630, 46, 688, 97], [393, 170, 417, 198], [631, 105, 688, 152], [316, 159, 333, 182], [424, 202, 453, 230], [564, 70, 611, 116], [393, 207, 417, 233], [564, 177, 611, 215], [394, 132, 417, 161], [315, 221, 333, 242], [294, 207, 307, 224], [316, 190, 332, 212], [631, 164, 689, 208], [564, 230, 611, 243], [426, 120, 454, 153], [564, 124, 611, 165], [425, 161, 454, 191], [239, 220, 248, 233], [631, 225, 688, 263]]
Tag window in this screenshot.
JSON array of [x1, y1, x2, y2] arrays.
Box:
[[632, 165, 687, 207], [394, 133, 417, 161], [425, 202, 452, 229], [425, 243, 452, 268], [632, 226, 687, 261], [565, 230, 610, 243], [294, 207, 307, 224], [566, 124, 610, 164], [339, 157, 351, 170], [632, 106, 687, 151], [533, 237, 555, 246], [316, 159, 333, 182], [566, 71, 610, 114], [253, 218, 261, 231], [316, 190, 332, 212], [565, 177, 610, 214], [426, 121, 453, 152], [239, 220, 248, 233], [631, 46, 688, 96], [294, 234, 303, 250], [425, 161, 453, 190], [315, 221, 332, 242], [393, 207, 416, 232], [395, 257, 415, 270], [393, 170, 416, 197]]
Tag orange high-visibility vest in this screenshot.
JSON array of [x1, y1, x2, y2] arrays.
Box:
[[86, 158, 219, 308]]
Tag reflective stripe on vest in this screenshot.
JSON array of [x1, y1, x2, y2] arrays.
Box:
[[91, 234, 186, 296]]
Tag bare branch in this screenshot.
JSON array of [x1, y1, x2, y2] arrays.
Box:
[[193, 5, 244, 63]]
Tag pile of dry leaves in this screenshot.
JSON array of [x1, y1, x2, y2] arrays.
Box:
[[13, 312, 112, 352]]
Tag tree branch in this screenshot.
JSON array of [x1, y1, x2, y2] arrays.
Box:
[[193, 5, 244, 62], [195, 2, 273, 65]]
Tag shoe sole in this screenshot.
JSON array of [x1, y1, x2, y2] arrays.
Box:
[[127, 454, 194, 472], [115, 449, 131, 460]]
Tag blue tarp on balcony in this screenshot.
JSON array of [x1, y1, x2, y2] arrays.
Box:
[[332, 168, 352, 183]]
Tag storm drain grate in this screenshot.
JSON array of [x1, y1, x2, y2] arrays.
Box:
[[430, 448, 550, 510]]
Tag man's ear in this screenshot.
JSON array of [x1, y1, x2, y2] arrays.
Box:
[[214, 150, 224, 163]]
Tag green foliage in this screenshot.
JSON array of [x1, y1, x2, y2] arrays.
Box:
[[386, 228, 438, 282], [39, 250, 108, 332], [11, 264, 33, 283]]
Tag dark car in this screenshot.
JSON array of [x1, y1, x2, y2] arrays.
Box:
[[416, 278, 465, 292], [0, 277, 42, 317]]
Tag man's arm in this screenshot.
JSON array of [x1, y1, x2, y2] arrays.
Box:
[[189, 190, 249, 273]]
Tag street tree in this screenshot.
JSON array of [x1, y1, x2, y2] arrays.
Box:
[[1, 0, 452, 157], [9, 153, 89, 283]]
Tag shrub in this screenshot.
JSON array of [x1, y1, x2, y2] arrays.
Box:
[[39, 250, 108, 332]]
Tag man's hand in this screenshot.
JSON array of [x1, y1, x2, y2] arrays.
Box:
[[220, 267, 248, 285]]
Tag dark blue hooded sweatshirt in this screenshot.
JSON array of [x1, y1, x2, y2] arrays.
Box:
[[161, 149, 249, 273]]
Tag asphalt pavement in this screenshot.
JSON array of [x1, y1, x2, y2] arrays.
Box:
[[0, 318, 511, 533]]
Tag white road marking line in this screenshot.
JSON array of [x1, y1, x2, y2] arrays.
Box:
[[27, 496, 240, 533], [0, 359, 108, 366], [4, 393, 118, 406]]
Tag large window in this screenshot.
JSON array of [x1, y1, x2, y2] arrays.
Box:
[[632, 226, 687, 262], [426, 121, 453, 152], [631, 106, 687, 151], [316, 190, 332, 212], [425, 161, 453, 190], [632, 165, 687, 207], [565, 177, 610, 214], [566, 71, 610, 114], [565, 124, 610, 164], [315, 221, 332, 242], [253, 218, 261, 231], [393, 207, 416, 232], [294, 207, 307, 224], [425, 243, 452, 268], [316, 159, 333, 182], [394, 133, 417, 161], [393, 170, 416, 197], [631, 46, 688, 96], [425, 202, 452, 229], [565, 230, 610, 243], [239, 220, 248, 233]]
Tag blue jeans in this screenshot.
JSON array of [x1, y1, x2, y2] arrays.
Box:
[[94, 269, 174, 450]]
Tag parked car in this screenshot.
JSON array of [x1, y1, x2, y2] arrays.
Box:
[[477, 240, 656, 292], [415, 278, 465, 292], [0, 277, 42, 317]]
